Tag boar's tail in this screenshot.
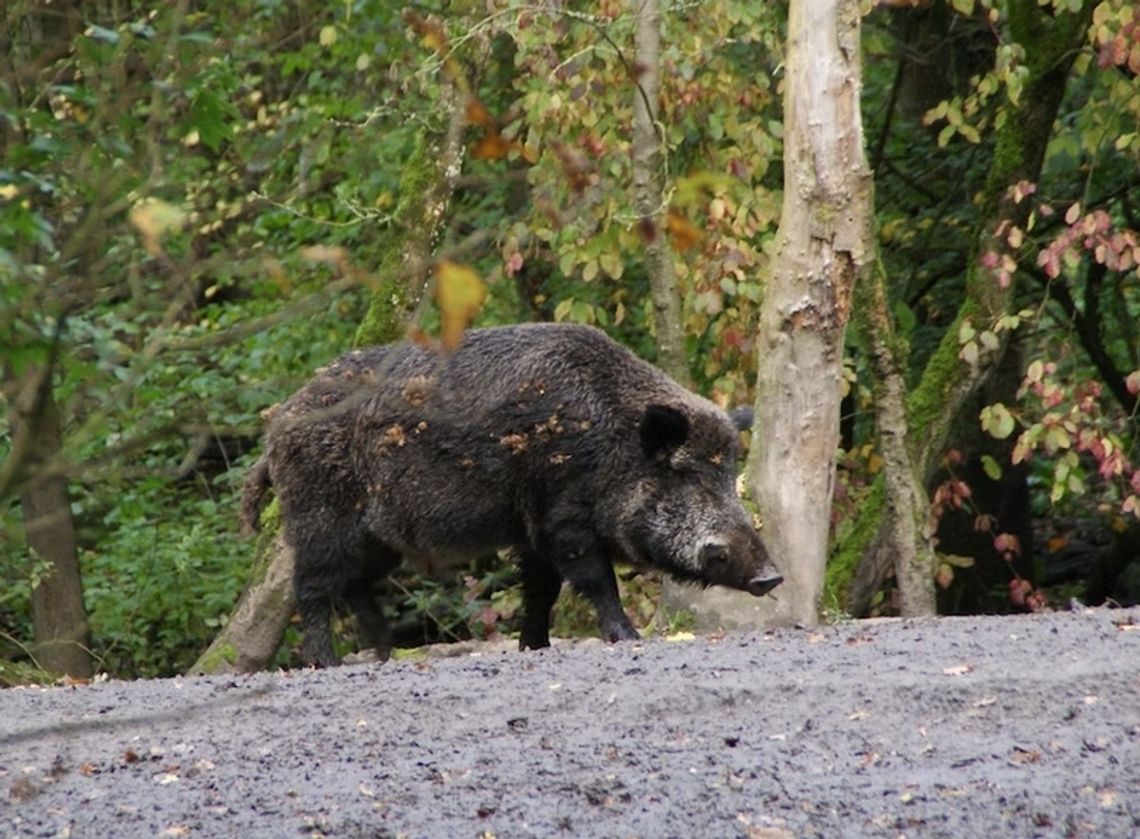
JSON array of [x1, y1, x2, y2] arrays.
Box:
[[240, 456, 272, 534]]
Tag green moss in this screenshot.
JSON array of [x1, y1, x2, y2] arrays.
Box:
[[192, 642, 238, 673], [246, 498, 283, 587], [0, 659, 54, 687], [827, 476, 884, 611], [906, 304, 976, 466], [353, 137, 440, 349], [391, 647, 427, 661], [354, 280, 408, 348]]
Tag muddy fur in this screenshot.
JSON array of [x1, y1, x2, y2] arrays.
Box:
[[243, 323, 781, 665]]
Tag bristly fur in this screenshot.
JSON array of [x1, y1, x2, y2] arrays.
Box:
[[244, 323, 780, 665]]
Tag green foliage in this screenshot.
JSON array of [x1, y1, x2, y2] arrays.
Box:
[[464, 0, 785, 397], [4, 0, 1140, 670], [80, 480, 250, 677], [0, 0, 455, 677]]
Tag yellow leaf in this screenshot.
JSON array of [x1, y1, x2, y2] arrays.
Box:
[[598, 252, 624, 280], [130, 198, 187, 256], [319, 25, 337, 47], [435, 261, 486, 349], [666, 212, 702, 252], [299, 245, 348, 268], [470, 131, 513, 161]]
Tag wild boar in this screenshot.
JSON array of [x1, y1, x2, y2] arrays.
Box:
[[242, 323, 782, 666]]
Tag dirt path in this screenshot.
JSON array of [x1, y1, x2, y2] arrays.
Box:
[[3, 608, 1139, 838]]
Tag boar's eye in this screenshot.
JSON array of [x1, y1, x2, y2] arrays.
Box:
[[639, 404, 690, 461], [700, 542, 730, 568]]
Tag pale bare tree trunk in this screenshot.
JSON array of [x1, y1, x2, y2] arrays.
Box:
[[16, 370, 93, 678], [746, 0, 873, 627], [187, 530, 295, 674], [631, 0, 688, 387]]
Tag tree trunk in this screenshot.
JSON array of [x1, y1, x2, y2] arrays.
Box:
[[17, 370, 93, 678], [631, 0, 688, 386], [746, 0, 873, 627], [187, 527, 295, 675], [190, 77, 471, 675], [630, 0, 722, 623], [847, 2, 1092, 613], [859, 260, 936, 615]]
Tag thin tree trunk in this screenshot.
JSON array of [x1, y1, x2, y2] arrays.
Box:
[[17, 371, 93, 678], [631, 0, 688, 387], [747, 0, 873, 627], [190, 77, 472, 675], [630, 0, 717, 622], [859, 260, 936, 615]]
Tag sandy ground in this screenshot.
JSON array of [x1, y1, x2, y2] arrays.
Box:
[[2, 607, 1139, 838]]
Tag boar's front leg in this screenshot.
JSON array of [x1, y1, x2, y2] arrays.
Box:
[[518, 553, 562, 650], [543, 524, 639, 644]]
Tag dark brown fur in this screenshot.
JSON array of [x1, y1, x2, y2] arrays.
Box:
[[243, 323, 781, 665]]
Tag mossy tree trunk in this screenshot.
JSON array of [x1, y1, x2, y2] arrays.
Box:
[[844, 3, 1092, 615], [190, 80, 470, 675]]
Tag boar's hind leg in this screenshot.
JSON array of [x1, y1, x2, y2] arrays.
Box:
[[295, 575, 339, 668], [544, 527, 639, 644], [344, 580, 393, 662], [293, 532, 396, 668], [518, 553, 562, 650]]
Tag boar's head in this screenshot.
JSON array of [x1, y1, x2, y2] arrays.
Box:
[[615, 404, 782, 597]]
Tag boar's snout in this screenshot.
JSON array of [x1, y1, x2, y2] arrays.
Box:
[[745, 568, 783, 597], [698, 539, 782, 597]]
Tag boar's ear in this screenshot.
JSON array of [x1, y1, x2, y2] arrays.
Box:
[[640, 404, 690, 461], [728, 406, 754, 432]]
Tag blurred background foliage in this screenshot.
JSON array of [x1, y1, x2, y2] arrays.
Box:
[[2, 0, 1138, 679]]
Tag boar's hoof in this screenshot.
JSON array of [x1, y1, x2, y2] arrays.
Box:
[[603, 622, 642, 643], [746, 571, 783, 597]]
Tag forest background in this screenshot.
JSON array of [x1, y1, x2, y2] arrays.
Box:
[[2, 0, 1139, 682]]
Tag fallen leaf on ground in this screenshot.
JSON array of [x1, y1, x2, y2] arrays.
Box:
[[1009, 746, 1042, 765]]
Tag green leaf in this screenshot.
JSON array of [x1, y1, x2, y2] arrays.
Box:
[[1044, 425, 1071, 452], [598, 252, 623, 280], [86, 25, 121, 44], [893, 301, 917, 335], [981, 454, 1003, 481], [188, 90, 236, 152], [980, 403, 1015, 439]]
